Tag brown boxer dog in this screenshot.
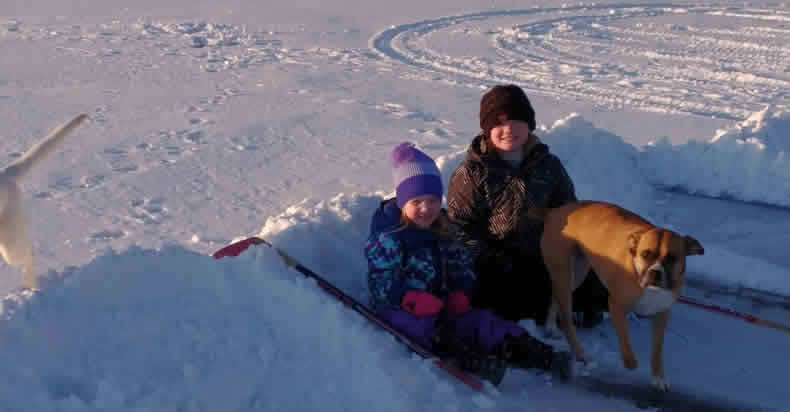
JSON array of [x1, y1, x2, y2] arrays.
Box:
[[530, 201, 704, 391]]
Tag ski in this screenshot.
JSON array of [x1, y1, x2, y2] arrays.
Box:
[[684, 278, 790, 311], [213, 237, 486, 392], [578, 376, 770, 411], [681, 279, 790, 334]]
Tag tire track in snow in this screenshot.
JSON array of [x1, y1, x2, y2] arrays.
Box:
[[370, 4, 790, 120]]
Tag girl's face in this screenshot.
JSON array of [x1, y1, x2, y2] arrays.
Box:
[[488, 114, 532, 153], [402, 194, 442, 229]]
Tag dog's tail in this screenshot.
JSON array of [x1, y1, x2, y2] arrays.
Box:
[[1, 113, 88, 180]]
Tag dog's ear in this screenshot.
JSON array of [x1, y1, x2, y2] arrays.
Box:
[[684, 235, 704, 256]]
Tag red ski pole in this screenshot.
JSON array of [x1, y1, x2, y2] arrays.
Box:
[[678, 296, 790, 334]]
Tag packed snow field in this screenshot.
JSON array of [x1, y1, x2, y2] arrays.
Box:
[[372, 4, 790, 120], [1, 1, 789, 411]]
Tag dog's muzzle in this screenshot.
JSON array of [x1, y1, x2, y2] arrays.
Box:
[[648, 268, 672, 289]]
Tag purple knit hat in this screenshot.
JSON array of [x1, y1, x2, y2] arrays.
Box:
[[391, 142, 443, 208]]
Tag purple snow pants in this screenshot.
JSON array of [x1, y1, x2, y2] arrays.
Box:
[[378, 308, 525, 353]]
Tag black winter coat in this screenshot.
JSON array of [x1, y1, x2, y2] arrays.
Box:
[[446, 135, 608, 322], [446, 135, 576, 261]]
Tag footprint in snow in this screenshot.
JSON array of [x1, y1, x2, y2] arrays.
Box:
[[88, 229, 126, 242], [129, 197, 168, 225], [375, 102, 437, 122]]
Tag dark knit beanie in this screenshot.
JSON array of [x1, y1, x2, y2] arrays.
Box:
[[479, 84, 536, 135]]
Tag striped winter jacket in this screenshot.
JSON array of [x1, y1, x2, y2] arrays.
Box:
[[364, 198, 477, 311], [446, 135, 576, 260]]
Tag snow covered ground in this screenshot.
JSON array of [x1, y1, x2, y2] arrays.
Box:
[[1, 1, 789, 410]]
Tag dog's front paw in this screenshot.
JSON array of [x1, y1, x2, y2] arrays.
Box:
[[622, 353, 638, 370], [652, 375, 670, 392]]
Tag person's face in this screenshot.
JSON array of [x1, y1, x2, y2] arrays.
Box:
[[402, 194, 442, 229], [488, 114, 531, 153]]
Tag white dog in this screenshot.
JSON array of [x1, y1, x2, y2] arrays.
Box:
[[0, 113, 87, 289]]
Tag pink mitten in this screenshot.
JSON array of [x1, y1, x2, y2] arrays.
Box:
[[446, 291, 471, 316], [402, 290, 444, 317]]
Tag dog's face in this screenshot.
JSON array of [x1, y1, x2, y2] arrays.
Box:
[[629, 228, 705, 297]]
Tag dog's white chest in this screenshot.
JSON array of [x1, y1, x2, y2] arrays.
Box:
[[632, 286, 676, 316]]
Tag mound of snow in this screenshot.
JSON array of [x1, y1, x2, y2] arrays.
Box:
[[642, 107, 790, 207]]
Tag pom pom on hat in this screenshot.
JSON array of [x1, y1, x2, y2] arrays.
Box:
[[391, 142, 443, 208]]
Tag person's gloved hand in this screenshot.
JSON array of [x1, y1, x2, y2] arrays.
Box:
[[445, 291, 471, 316], [401, 290, 444, 317]]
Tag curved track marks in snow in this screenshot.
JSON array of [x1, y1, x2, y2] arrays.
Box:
[[371, 4, 790, 119]]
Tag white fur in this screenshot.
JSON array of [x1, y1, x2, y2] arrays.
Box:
[[0, 114, 87, 289], [652, 375, 670, 391], [633, 286, 675, 316]]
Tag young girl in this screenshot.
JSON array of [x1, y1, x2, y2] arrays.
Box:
[[364, 142, 572, 384]]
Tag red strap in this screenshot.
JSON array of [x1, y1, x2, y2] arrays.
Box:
[[212, 237, 264, 259]]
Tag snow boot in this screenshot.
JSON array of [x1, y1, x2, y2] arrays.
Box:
[[434, 326, 508, 385], [503, 333, 573, 381]]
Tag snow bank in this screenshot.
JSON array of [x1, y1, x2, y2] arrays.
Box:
[[0, 245, 450, 411], [642, 107, 790, 208]]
